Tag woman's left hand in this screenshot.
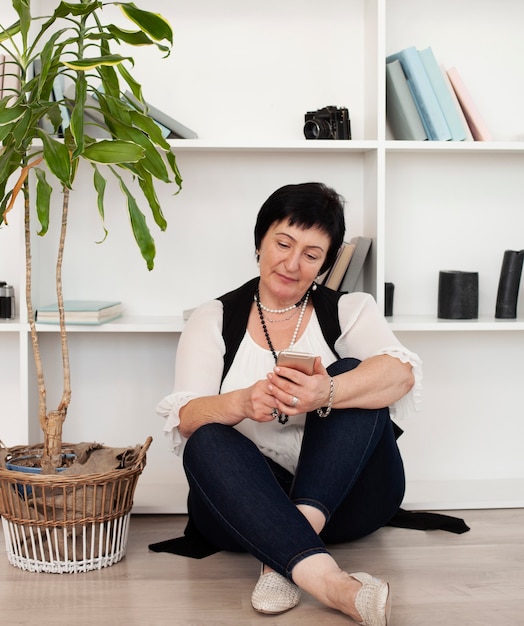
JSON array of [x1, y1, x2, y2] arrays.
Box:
[[266, 356, 331, 416]]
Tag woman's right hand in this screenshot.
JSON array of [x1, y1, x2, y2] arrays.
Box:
[[179, 378, 278, 437], [244, 379, 280, 423]]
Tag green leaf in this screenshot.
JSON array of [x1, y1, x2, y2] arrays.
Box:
[[53, 1, 103, 18], [92, 165, 109, 243], [105, 25, 153, 46], [90, 103, 170, 179], [70, 75, 87, 158], [98, 63, 120, 99], [63, 55, 133, 71], [117, 63, 143, 102], [136, 170, 167, 231], [0, 104, 25, 126], [83, 140, 145, 164], [37, 130, 72, 187], [12, 0, 31, 49], [35, 169, 52, 236], [0, 147, 19, 189], [115, 172, 156, 270], [12, 109, 33, 149], [0, 21, 21, 45], [166, 150, 183, 191], [127, 109, 170, 150], [35, 32, 67, 101], [119, 3, 173, 45]]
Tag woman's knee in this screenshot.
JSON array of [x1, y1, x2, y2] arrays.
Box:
[[327, 357, 361, 377], [183, 423, 231, 469]]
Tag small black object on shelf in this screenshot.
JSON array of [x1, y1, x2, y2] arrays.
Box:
[[495, 250, 524, 319], [385, 282, 395, 317], [438, 271, 478, 319]]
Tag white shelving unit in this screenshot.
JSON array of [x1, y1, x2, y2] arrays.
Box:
[[1, 0, 523, 512]]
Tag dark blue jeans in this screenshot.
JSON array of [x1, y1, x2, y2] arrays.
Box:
[[182, 358, 405, 580]]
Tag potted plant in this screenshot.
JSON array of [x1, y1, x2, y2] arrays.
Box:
[[0, 0, 180, 572]]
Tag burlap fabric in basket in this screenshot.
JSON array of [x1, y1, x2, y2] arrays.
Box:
[[0, 437, 151, 564]]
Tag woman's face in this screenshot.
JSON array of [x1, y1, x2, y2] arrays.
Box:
[[258, 219, 330, 305]]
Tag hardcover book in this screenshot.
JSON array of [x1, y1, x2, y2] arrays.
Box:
[[440, 65, 473, 141], [419, 47, 468, 141], [386, 59, 427, 140], [323, 242, 357, 290], [447, 67, 492, 141], [36, 300, 123, 325], [386, 46, 451, 141]]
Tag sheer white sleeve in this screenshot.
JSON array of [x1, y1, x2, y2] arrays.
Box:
[[155, 300, 225, 454], [335, 293, 422, 419]]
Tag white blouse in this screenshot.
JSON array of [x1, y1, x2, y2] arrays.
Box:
[[156, 291, 422, 474]]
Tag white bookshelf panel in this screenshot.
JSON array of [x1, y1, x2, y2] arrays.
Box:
[[385, 151, 524, 319]]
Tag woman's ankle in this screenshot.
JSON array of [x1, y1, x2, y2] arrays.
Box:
[[292, 555, 361, 619]]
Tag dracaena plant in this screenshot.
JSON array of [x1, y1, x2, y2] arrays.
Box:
[[0, 0, 181, 470]]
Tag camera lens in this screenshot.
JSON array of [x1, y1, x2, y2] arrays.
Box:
[[304, 118, 332, 140]]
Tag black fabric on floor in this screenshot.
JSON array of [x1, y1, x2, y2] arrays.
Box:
[[148, 509, 470, 558]]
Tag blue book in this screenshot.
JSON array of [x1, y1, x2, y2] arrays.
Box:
[[419, 47, 468, 141], [386, 46, 451, 141]]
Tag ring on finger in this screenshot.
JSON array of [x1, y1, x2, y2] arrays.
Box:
[[291, 396, 299, 407]]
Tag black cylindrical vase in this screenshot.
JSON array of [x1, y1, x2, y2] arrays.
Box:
[[438, 271, 479, 319], [495, 250, 524, 319]]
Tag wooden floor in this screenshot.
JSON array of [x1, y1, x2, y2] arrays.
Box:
[[0, 509, 523, 625]]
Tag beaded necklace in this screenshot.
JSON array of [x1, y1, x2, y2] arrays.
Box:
[[254, 287, 310, 424]]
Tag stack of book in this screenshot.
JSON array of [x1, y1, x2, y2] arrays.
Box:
[[321, 236, 372, 292], [386, 46, 492, 141], [36, 300, 123, 325]]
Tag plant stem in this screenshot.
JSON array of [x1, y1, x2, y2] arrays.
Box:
[[23, 172, 47, 433]]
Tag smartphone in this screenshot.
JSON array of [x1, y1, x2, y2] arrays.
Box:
[[276, 350, 316, 375]]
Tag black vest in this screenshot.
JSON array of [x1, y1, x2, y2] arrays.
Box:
[[218, 277, 342, 385]]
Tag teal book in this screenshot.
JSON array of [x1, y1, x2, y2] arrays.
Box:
[[386, 46, 451, 141], [419, 47, 468, 141], [386, 59, 427, 140], [36, 300, 122, 325]]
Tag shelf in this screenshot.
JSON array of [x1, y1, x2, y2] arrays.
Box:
[[0, 321, 25, 332], [34, 315, 185, 333], [388, 315, 524, 332], [385, 140, 524, 154], [166, 139, 377, 153]]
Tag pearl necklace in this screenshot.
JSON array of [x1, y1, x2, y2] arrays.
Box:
[[254, 293, 306, 314]]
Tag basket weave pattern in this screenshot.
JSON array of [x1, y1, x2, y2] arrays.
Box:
[[0, 437, 151, 573]]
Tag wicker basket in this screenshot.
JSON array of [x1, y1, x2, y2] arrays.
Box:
[[0, 437, 151, 574]]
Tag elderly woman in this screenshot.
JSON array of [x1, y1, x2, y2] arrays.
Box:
[[157, 182, 422, 625]]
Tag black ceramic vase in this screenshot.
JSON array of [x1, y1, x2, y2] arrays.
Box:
[[438, 270, 479, 319], [495, 249, 524, 319]]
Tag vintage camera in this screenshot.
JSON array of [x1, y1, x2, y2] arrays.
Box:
[[304, 106, 351, 140], [0, 282, 15, 319]]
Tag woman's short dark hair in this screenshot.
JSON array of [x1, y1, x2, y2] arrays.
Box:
[[254, 182, 346, 274]]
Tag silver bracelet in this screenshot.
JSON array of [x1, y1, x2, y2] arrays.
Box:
[[317, 376, 334, 418]]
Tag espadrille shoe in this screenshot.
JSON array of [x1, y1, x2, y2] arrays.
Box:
[[350, 572, 391, 626], [251, 565, 302, 614]]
